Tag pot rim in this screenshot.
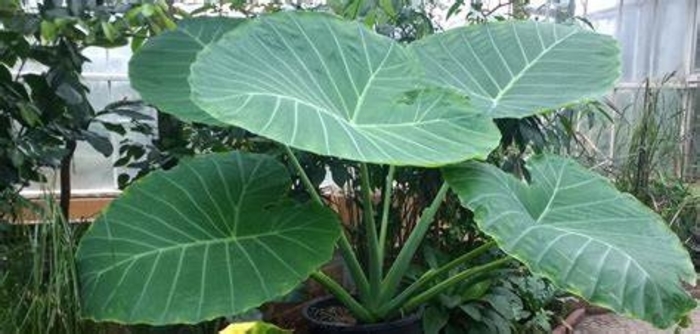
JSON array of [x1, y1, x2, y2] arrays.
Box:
[[302, 295, 423, 329]]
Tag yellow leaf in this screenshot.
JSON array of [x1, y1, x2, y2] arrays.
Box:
[[219, 322, 291, 334]]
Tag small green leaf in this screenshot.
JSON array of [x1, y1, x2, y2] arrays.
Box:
[[446, 0, 463, 19], [16, 102, 41, 126], [484, 287, 521, 320], [459, 304, 481, 321], [461, 279, 491, 301], [9, 148, 24, 167], [81, 130, 113, 157], [130, 29, 146, 52], [423, 306, 449, 334], [379, 0, 396, 18], [40, 20, 57, 43], [140, 4, 155, 17], [102, 122, 126, 136], [55, 82, 83, 105], [101, 21, 117, 42], [0, 0, 20, 15]]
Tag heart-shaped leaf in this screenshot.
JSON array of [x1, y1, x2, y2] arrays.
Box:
[[411, 21, 620, 118], [77, 152, 341, 324], [444, 155, 696, 328], [189, 12, 500, 167], [129, 17, 243, 125]]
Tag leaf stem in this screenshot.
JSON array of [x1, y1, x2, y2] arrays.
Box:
[[379, 182, 450, 303], [430, 240, 496, 278], [376, 240, 496, 316], [310, 271, 376, 323], [284, 146, 323, 205], [400, 257, 511, 313], [378, 165, 395, 261], [360, 163, 382, 308], [284, 146, 370, 300]]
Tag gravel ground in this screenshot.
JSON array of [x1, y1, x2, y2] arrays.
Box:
[[575, 310, 700, 333]]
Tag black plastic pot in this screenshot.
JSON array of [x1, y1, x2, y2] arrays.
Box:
[[302, 296, 423, 334]]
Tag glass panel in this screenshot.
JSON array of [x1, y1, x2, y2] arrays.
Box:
[[70, 125, 118, 194], [618, 2, 656, 82], [105, 45, 131, 75], [580, 0, 617, 14], [696, 12, 700, 71], [652, 0, 689, 76], [85, 79, 111, 111], [109, 81, 140, 102], [609, 84, 686, 176], [578, 0, 618, 44], [83, 47, 108, 74], [691, 88, 700, 178]]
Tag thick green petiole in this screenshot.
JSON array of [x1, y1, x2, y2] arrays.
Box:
[[427, 240, 496, 279], [400, 257, 512, 312], [284, 146, 323, 205], [284, 146, 370, 300], [378, 165, 395, 261], [360, 163, 382, 308], [379, 182, 450, 303], [310, 271, 376, 323], [376, 240, 497, 317]]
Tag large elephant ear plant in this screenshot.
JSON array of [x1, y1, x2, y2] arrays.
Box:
[[77, 11, 696, 329]]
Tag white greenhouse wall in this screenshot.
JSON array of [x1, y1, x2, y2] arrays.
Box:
[[582, 0, 699, 178], [23, 45, 142, 197]]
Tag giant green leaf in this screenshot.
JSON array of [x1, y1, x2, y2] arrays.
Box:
[[129, 17, 243, 125], [189, 12, 500, 167], [77, 152, 341, 324], [410, 21, 620, 118], [444, 155, 696, 328]]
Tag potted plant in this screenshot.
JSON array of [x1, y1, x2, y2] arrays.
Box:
[[76, 11, 696, 332]]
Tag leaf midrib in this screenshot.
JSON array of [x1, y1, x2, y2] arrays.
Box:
[[350, 41, 396, 123], [489, 26, 579, 110], [221, 91, 472, 130], [498, 165, 663, 315], [509, 222, 662, 316], [83, 225, 322, 278]]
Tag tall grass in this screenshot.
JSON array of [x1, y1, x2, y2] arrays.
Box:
[[613, 74, 700, 265], [617, 74, 686, 198], [0, 196, 95, 334]]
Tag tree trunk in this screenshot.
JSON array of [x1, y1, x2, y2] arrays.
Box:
[[60, 140, 77, 220]]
